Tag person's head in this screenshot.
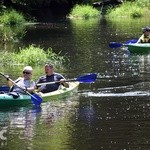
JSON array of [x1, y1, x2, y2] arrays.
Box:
[[45, 63, 54, 76], [142, 27, 150, 35], [22, 66, 33, 79]]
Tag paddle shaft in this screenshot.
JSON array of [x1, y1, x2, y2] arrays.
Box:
[[37, 79, 76, 86], [36, 73, 97, 86]]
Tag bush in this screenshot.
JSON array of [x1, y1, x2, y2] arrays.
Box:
[[106, 1, 149, 18], [0, 45, 65, 66], [0, 9, 25, 26], [69, 4, 99, 19]]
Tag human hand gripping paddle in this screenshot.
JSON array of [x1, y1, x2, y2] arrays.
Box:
[[109, 39, 138, 48], [37, 73, 97, 86], [0, 72, 42, 106]]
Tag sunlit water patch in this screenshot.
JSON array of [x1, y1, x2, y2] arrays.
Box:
[[80, 82, 150, 97]]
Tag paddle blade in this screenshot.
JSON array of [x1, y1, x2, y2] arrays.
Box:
[[77, 73, 97, 83], [125, 39, 137, 44], [109, 42, 123, 48], [31, 93, 42, 106]]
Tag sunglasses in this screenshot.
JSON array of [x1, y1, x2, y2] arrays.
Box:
[[23, 71, 31, 74]]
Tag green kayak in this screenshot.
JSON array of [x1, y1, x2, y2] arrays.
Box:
[[0, 82, 79, 108], [127, 43, 150, 54]]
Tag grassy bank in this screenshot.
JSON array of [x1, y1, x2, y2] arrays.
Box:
[[106, 0, 150, 18], [0, 9, 26, 26], [0, 45, 65, 67], [69, 4, 99, 19]]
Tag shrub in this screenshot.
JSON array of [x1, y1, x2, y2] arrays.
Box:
[[69, 4, 99, 19], [0, 9, 25, 26], [0, 45, 65, 66]]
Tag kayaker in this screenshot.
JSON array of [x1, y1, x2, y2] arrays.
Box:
[[7, 66, 36, 94], [36, 63, 69, 93], [137, 27, 150, 43]]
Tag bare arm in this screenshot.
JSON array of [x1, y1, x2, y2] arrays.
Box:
[[60, 79, 69, 88]]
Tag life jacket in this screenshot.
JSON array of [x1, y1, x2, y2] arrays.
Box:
[[141, 35, 150, 43], [9, 78, 22, 92], [10, 78, 35, 92]]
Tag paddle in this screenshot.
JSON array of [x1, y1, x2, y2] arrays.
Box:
[[109, 39, 138, 48], [0, 72, 42, 106], [37, 73, 97, 86]]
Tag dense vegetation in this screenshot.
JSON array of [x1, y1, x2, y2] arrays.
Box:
[[0, 9, 25, 25], [69, 4, 99, 19], [0, 45, 65, 66], [106, 0, 150, 18]]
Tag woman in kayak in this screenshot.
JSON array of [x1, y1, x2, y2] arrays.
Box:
[[7, 66, 36, 94], [36, 63, 69, 93], [137, 27, 150, 43]]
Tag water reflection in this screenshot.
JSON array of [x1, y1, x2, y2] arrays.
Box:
[[131, 54, 150, 73], [0, 96, 79, 150], [0, 106, 41, 149]]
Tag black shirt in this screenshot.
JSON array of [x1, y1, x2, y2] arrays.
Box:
[[36, 73, 65, 93]]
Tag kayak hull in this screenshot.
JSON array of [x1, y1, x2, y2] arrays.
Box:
[[40, 82, 79, 101], [0, 94, 32, 107], [0, 82, 79, 108], [127, 43, 150, 54]]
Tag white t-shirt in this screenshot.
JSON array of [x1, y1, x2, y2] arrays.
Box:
[[12, 77, 35, 94]]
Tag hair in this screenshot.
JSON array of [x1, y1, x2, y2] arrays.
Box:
[[142, 27, 150, 33], [23, 66, 33, 72], [45, 63, 53, 68]]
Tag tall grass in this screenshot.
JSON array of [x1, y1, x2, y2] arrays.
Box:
[[0, 45, 65, 66], [106, 0, 150, 18], [0, 25, 26, 42], [69, 4, 99, 19], [0, 9, 26, 26]]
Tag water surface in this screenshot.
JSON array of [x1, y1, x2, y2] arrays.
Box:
[[0, 17, 150, 150]]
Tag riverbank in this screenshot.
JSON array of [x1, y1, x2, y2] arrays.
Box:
[[106, 0, 150, 18]]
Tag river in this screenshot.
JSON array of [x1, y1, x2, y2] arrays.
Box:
[[0, 17, 150, 150]]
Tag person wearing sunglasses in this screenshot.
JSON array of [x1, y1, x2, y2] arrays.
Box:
[[36, 63, 69, 93], [7, 66, 36, 94]]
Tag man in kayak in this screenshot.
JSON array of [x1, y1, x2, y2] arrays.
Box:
[[36, 63, 69, 93], [137, 27, 150, 43], [7, 66, 36, 94]]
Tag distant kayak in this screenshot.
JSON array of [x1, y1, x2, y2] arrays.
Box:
[[127, 43, 150, 54]]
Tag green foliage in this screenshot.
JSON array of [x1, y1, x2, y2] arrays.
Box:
[[106, 1, 150, 18], [0, 45, 65, 66], [131, 10, 142, 18], [69, 4, 99, 19], [0, 9, 26, 26], [136, 0, 150, 8], [0, 51, 16, 66], [0, 25, 26, 42]]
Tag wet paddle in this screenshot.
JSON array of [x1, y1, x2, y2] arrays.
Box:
[[0, 72, 42, 106], [37, 73, 97, 86], [109, 39, 138, 48]]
